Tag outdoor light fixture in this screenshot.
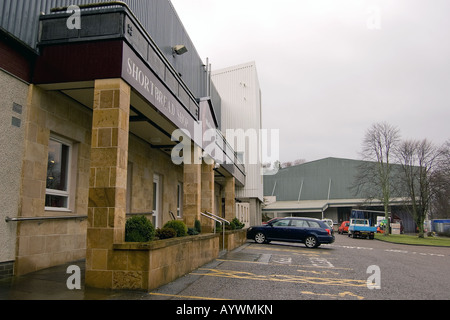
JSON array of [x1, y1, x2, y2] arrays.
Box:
[[172, 45, 188, 55]]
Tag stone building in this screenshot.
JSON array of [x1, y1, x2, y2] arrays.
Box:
[[0, 1, 254, 289]]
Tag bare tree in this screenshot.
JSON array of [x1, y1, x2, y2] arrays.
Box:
[[280, 159, 306, 168], [281, 161, 293, 168], [356, 122, 401, 235], [396, 139, 449, 237], [429, 140, 450, 220], [293, 159, 306, 166]]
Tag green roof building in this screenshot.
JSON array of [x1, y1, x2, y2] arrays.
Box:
[[263, 157, 416, 232]]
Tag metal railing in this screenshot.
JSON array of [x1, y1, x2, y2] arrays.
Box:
[[200, 211, 230, 252], [46, 1, 200, 121], [126, 212, 153, 217], [5, 215, 87, 222], [214, 129, 246, 176]]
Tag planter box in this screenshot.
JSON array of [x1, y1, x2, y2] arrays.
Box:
[[86, 233, 219, 291], [220, 228, 248, 252]]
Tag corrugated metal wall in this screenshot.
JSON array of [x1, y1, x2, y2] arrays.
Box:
[[0, 0, 207, 98], [263, 157, 410, 202], [263, 158, 366, 201], [212, 62, 263, 201], [1, 0, 106, 48]]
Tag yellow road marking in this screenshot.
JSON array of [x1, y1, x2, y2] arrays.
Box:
[[296, 269, 340, 276], [301, 291, 365, 300], [194, 268, 366, 287], [148, 292, 229, 300], [247, 245, 330, 256], [217, 258, 352, 271], [148, 290, 364, 301]]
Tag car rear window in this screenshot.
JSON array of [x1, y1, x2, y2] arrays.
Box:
[[307, 221, 321, 228]]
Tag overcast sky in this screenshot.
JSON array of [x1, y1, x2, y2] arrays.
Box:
[[170, 0, 450, 163]]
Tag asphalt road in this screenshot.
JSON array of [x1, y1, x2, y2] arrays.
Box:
[[145, 234, 450, 301]]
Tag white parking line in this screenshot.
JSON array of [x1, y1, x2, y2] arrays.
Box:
[[332, 244, 373, 251], [333, 244, 445, 257], [271, 257, 292, 264], [385, 249, 444, 257], [310, 257, 334, 268]]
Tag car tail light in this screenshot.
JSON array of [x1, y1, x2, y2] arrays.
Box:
[[325, 229, 331, 235]]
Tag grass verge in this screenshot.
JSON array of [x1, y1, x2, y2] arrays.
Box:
[[374, 233, 450, 247]]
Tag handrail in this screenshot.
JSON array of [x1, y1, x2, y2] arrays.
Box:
[[126, 212, 153, 216], [47, 1, 200, 120], [6, 212, 155, 222], [200, 212, 222, 225], [50, 1, 129, 12], [5, 215, 87, 222], [200, 211, 229, 252], [204, 211, 230, 225]]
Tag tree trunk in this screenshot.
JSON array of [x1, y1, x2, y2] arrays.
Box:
[[417, 216, 425, 238], [384, 202, 390, 236]]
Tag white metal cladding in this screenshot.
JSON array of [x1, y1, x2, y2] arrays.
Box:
[[0, 0, 207, 98], [212, 61, 263, 201]]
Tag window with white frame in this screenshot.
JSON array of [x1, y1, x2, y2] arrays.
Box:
[[45, 135, 72, 210]]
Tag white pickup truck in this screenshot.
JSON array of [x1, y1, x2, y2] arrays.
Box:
[[348, 218, 377, 239]]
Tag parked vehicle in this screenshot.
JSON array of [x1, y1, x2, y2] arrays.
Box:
[[338, 221, 350, 234], [348, 218, 377, 239], [262, 217, 280, 225], [322, 219, 334, 229], [247, 217, 335, 248]]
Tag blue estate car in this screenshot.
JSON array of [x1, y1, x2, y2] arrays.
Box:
[[247, 217, 335, 248]]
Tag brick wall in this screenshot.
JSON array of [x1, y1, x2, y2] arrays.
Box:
[[0, 261, 14, 279]]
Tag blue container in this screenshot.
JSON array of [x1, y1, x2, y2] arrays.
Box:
[[432, 220, 450, 233]]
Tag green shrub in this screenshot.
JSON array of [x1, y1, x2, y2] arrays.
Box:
[[231, 217, 245, 229], [225, 220, 236, 230], [187, 227, 199, 236], [194, 219, 202, 234], [125, 215, 155, 242], [156, 227, 177, 240], [163, 220, 187, 237]]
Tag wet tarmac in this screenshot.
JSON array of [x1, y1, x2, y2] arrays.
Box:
[[0, 259, 148, 300]]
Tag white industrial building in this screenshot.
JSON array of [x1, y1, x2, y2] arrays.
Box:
[[212, 62, 264, 226]]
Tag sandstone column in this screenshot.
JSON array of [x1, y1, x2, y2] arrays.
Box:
[[201, 162, 215, 232], [86, 79, 130, 288], [224, 176, 236, 222], [183, 144, 202, 228]]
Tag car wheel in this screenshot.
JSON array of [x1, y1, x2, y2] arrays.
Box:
[[254, 232, 266, 244], [305, 236, 318, 248]]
